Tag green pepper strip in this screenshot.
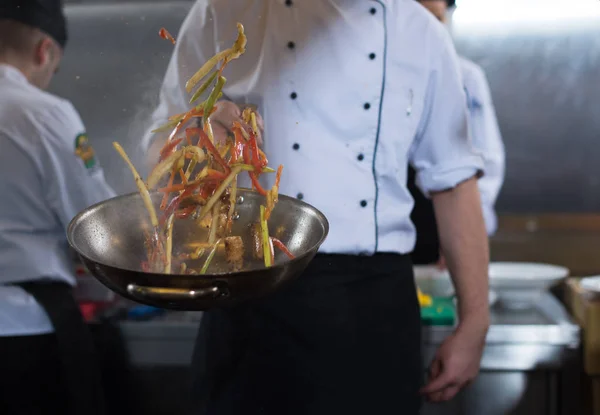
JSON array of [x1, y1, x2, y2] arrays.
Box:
[[200, 239, 222, 274], [260, 205, 272, 268], [152, 117, 182, 134], [185, 49, 230, 93], [203, 76, 226, 129], [189, 70, 219, 104], [185, 23, 246, 93]]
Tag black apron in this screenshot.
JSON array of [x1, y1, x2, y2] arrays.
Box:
[[190, 253, 423, 415], [407, 165, 440, 265], [14, 279, 106, 415]]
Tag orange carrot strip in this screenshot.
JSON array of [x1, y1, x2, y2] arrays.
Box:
[[160, 170, 176, 210], [272, 238, 295, 259]]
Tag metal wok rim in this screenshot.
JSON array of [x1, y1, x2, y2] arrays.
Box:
[[67, 188, 330, 280]]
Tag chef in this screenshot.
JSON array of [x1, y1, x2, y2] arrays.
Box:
[[142, 0, 490, 413], [0, 1, 114, 414], [411, 0, 506, 266]]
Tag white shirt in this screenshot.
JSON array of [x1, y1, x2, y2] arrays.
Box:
[[141, 0, 484, 256], [0, 64, 116, 336], [459, 57, 505, 236]]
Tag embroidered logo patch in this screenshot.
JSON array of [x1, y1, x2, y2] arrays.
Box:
[[74, 133, 97, 169]]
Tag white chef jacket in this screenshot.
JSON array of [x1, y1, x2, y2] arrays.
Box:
[[141, 0, 485, 256], [459, 57, 505, 236], [0, 64, 116, 336]]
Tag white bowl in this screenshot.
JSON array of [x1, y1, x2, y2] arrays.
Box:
[[578, 276, 600, 301], [489, 262, 569, 310], [413, 265, 498, 306], [413, 265, 454, 297]]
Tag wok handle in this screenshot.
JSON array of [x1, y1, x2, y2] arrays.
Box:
[[126, 283, 222, 302]]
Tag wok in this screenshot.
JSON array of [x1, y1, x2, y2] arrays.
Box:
[[67, 189, 329, 310]]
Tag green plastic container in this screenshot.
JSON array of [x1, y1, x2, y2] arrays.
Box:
[[420, 297, 456, 326]]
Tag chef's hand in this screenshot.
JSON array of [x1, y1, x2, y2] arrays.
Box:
[[420, 313, 489, 402], [211, 100, 264, 146]]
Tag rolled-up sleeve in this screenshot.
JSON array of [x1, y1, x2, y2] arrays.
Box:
[[408, 26, 484, 197]]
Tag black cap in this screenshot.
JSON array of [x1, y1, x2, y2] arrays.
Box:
[[0, 0, 68, 48]]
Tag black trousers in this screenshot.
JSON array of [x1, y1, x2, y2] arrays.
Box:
[[0, 334, 69, 414], [3, 280, 106, 415], [190, 253, 423, 415]]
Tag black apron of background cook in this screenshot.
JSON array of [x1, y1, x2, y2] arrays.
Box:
[[190, 253, 423, 415], [15, 279, 106, 415], [407, 165, 440, 265]]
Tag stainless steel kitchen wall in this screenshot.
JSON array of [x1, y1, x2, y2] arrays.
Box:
[[49, 1, 194, 193], [452, 1, 600, 212], [49, 1, 600, 212]]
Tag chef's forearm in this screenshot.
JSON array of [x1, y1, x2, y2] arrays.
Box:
[[432, 177, 490, 324]]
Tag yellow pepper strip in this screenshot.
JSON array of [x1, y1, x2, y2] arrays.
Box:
[[113, 142, 159, 228]]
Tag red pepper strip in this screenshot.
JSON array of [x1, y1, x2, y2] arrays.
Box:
[[205, 169, 228, 181], [160, 170, 176, 210], [249, 172, 268, 195], [168, 107, 205, 122], [141, 261, 151, 272], [248, 132, 264, 171], [199, 183, 217, 199], [159, 27, 176, 45], [160, 175, 220, 194], [159, 183, 186, 193], [240, 145, 266, 194], [161, 181, 204, 224], [187, 128, 231, 174], [242, 142, 251, 165], [175, 205, 196, 219], [231, 127, 246, 163], [159, 137, 184, 162], [258, 148, 269, 165], [271, 238, 295, 259], [169, 112, 194, 143], [234, 143, 245, 164], [160, 195, 184, 226]]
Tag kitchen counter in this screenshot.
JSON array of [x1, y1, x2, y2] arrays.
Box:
[[109, 292, 581, 415], [421, 294, 581, 415], [116, 292, 580, 369]]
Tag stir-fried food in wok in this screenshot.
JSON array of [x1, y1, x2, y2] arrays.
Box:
[[114, 23, 295, 275]]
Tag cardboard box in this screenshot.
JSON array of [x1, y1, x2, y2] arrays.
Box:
[[565, 278, 600, 375]]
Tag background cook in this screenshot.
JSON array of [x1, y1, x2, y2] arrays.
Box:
[[0, 1, 115, 413], [410, 0, 506, 267]]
